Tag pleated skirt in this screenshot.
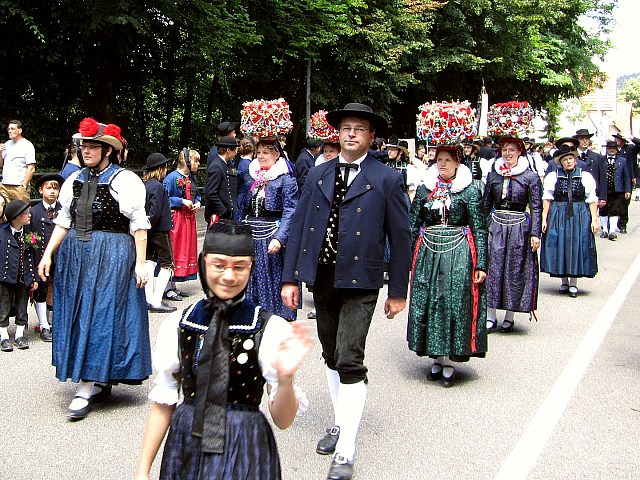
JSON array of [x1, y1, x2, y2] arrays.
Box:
[[52, 229, 151, 383], [408, 226, 487, 360], [160, 402, 281, 480], [541, 201, 597, 278]]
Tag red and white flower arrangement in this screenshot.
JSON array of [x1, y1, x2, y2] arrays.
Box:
[[309, 110, 340, 143], [488, 101, 534, 137], [240, 98, 293, 138], [416, 100, 477, 145]]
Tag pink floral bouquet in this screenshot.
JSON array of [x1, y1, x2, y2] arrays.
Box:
[[488, 101, 534, 137], [416, 100, 477, 145], [24, 231, 42, 249], [240, 98, 293, 138]]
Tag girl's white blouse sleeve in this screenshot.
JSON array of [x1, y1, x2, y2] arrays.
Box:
[[148, 313, 182, 405], [259, 315, 309, 416]]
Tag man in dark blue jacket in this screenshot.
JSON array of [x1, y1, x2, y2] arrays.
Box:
[[573, 129, 608, 207], [281, 103, 411, 480], [204, 136, 238, 225], [294, 137, 322, 191], [613, 133, 638, 233]]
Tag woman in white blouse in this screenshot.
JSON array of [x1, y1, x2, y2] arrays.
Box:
[[135, 220, 310, 480], [541, 146, 599, 297], [38, 118, 151, 420]]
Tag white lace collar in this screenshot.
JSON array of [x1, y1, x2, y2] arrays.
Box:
[[248, 157, 289, 180], [493, 156, 529, 177], [423, 163, 473, 193]]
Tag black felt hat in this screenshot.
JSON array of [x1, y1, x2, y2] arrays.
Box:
[[612, 133, 628, 144], [574, 128, 594, 138], [216, 121, 240, 136], [215, 136, 239, 148], [326, 103, 387, 136], [35, 173, 64, 190], [604, 140, 619, 149], [554, 137, 580, 149], [144, 153, 169, 170], [5, 200, 30, 223]]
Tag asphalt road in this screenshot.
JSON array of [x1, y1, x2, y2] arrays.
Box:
[[1, 205, 639, 480]]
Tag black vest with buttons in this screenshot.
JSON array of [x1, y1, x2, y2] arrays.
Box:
[[178, 298, 271, 407], [553, 168, 585, 202], [70, 164, 130, 235], [319, 168, 350, 265]]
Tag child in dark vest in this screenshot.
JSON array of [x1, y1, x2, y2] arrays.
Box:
[[135, 220, 311, 480], [30, 173, 64, 341], [143, 153, 176, 313], [0, 200, 38, 352]]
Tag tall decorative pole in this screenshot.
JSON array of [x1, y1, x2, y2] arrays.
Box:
[[478, 80, 489, 137]]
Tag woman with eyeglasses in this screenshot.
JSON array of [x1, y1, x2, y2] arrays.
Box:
[[481, 136, 542, 333], [38, 118, 151, 420], [238, 137, 299, 321], [540, 147, 599, 298]]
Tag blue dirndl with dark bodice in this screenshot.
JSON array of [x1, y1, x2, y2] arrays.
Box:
[[159, 299, 281, 480], [52, 164, 151, 383], [541, 168, 598, 278]]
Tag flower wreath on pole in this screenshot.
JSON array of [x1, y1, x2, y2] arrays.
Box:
[[308, 110, 340, 143], [487, 101, 534, 137], [416, 100, 478, 145], [240, 98, 294, 138]]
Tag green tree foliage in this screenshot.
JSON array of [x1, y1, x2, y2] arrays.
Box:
[[619, 77, 640, 116], [0, 0, 616, 168]]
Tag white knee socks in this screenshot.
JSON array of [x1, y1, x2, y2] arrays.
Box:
[[145, 261, 173, 308], [600, 216, 608, 234], [609, 216, 619, 233], [152, 268, 173, 307], [334, 381, 367, 461], [325, 366, 340, 422], [35, 302, 50, 329]]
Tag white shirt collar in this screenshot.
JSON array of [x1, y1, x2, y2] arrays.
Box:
[[337, 152, 367, 166]]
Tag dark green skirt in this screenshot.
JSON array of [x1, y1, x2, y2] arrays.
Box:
[[408, 226, 487, 360]]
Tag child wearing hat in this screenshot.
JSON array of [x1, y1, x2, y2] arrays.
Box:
[[29, 173, 64, 341], [143, 153, 176, 313], [135, 220, 311, 479], [0, 200, 39, 352]]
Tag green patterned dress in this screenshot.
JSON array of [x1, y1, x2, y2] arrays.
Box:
[[407, 168, 488, 361]]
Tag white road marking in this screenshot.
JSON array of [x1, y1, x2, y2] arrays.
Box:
[[495, 251, 640, 480]]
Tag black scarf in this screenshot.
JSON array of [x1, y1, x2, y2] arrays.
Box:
[[191, 297, 232, 454]]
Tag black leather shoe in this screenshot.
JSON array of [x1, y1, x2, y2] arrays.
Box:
[[427, 363, 443, 381], [67, 396, 91, 421], [608, 232, 617, 241], [91, 384, 112, 404], [149, 302, 177, 313], [316, 426, 340, 455], [559, 284, 569, 294], [442, 371, 456, 388], [163, 290, 183, 301], [14, 336, 29, 350], [307, 309, 317, 319], [568, 286, 578, 298], [327, 455, 353, 480], [174, 289, 189, 298], [40, 328, 53, 342], [619, 227, 627, 234], [0, 339, 13, 352], [500, 320, 514, 333], [486, 319, 498, 333]]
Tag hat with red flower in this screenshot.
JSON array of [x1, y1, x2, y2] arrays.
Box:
[[73, 117, 124, 151]]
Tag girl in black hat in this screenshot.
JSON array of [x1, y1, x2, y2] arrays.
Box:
[[135, 220, 311, 480], [143, 153, 176, 313]]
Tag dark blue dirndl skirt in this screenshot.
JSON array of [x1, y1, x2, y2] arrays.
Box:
[[541, 201, 598, 278], [160, 402, 281, 480], [52, 229, 151, 383]]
